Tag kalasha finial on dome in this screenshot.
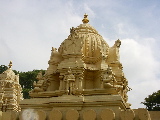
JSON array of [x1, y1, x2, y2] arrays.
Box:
[[8, 61, 12, 68], [82, 13, 89, 24]]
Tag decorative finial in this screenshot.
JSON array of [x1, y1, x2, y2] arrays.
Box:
[[8, 61, 12, 68], [82, 13, 89, 24]]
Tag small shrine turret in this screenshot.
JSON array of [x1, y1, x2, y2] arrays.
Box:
[[0, 61, 23, 112]]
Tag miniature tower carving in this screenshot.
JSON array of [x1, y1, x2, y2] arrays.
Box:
[[0, 61, 23, 112]]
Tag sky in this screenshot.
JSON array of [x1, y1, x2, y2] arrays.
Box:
[[0, 0, 160, 109]]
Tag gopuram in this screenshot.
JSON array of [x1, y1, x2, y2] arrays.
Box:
[[0, 14, 158, 120]]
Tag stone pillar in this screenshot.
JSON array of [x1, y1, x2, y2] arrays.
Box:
[[59, 75, 64, 90], [0, 111, 2, 120]]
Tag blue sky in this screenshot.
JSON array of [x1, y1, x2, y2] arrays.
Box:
[[0, 0, 160, 109]]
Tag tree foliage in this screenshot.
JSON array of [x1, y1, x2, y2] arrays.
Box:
[[0, 65, 8, 74], [0, 65, 45, 99], [142, 90, 160, 111], [14, 70, 45, 99]]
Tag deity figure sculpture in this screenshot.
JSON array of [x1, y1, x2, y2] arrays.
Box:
[[36, 71, 43, 80], [52, 47, 57, 52], [48, 47, 61, 66], [8, 82, 14, 88], [64, 68, 76, 95], [103, 67, 117, 88], [115, 39, 121, 48], [2, 98, 8, 112], [70, 27, 77, 35], [32, 71, 45, 92], [107, 39, 121, 62]]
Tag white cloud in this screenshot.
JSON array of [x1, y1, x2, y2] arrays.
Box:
[[0, 0, 82, 71], [91, 35, 160, 109], [83, 3, 95, 18], [0, 0, 160, 109], [117, 23, 126, 35], [120, 38, 160, 108]]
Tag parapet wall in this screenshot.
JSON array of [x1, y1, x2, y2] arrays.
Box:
[[0, 108, 159, 120], [149, 111, 160, 120]]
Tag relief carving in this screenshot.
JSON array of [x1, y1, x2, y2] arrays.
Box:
[[103, 67, 117, 88], [32, 71, 49, 92], [63, 68, 76, 95]]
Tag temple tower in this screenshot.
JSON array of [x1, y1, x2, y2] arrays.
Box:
[[20, 14, 145, 120], [0, 61, 23, 112]]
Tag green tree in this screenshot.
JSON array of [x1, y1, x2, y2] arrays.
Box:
[[0, 65, 46, 99], [13, 69, 45, 99], [0, 65, 8, 74], [142, 90, 160, 111]]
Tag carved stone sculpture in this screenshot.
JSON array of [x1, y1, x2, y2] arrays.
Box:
[[0, 61, 23, 112], [27, 14, 130, 103], [17, 14, 154, 120], [103, 67, 117, 88], [31, 71, 49, 93], [63, 68, 76, 95]]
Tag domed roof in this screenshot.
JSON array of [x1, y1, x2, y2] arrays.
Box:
[[0, 61, 17, 81], [75, 23, 98, 35], [58, 14, 109, 64]]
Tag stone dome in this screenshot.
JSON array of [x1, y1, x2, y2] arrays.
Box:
[[58, 14, 109, 64]]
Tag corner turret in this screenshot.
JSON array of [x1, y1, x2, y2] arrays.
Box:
[[0, 62, 23, 112]]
